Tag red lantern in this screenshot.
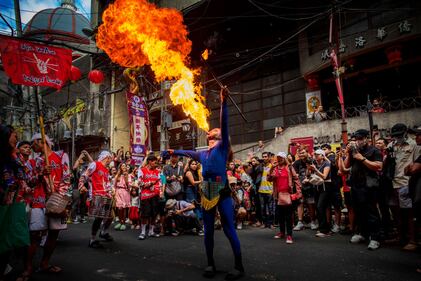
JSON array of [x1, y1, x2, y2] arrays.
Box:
[[385, 46, 402, 65], [88, 69, 105, 84], [305, 75, 319, 90], [70, 65, 81, 82]]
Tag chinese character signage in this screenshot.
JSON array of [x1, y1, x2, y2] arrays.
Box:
[[0, 35, 72, 90], [126, 91, 150, 165]]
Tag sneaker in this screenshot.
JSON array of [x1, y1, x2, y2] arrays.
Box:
[[138, 233, 146, 240], [88, 240, 103, 249], [350, 234, 365, 244], [286, 235, 293, 244], [81, 218, 87, 223], [274, 232, 285, 239], [310, 221, 319, 230], [402, 242, 417, 251], [120, 224, 126, 231], [293, 221, 304, 231], [367, 240, 380, 250], [331, 224, 340, 233], [135, 225, 140, 230], [149, 232, 160, 238], [171, 231, 180, 237], [198, 230, 205, 236], [203, 266, 216, 278], [315, 231, 330, 238], [131, 225, 135, 230], [114, 223, 122, 230], [237, 223, 242, 230], [99, 232, 114, 241], [72, 218, 80, 224]]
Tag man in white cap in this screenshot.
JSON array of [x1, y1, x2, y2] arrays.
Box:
[[23, 133, 71, 275], [78, 150, 114, 248]]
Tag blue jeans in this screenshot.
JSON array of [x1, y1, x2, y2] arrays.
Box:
[[259, 193, 274, 227], [185, 187, 202, 220]]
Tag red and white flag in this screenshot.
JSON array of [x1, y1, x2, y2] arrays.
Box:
[[0, 36, 72, 90]]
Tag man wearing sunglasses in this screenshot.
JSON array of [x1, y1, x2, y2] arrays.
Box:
[[163, 87, 244, 280]]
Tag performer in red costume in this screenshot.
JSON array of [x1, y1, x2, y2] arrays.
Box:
[[79, 151, 114, 248]]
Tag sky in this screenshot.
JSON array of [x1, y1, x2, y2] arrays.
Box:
[[0, 0, 91, 35]]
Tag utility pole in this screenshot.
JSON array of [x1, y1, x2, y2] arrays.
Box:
[[13, 0, 23, 36], [160, 82, 169, 151]]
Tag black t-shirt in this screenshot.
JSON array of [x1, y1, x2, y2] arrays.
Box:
[[350, 145, 382, 187], [293, 159, 315, 188], [326, 152, 339, 185]]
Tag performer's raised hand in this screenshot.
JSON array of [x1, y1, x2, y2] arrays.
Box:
[[220, 86, 228, 102]]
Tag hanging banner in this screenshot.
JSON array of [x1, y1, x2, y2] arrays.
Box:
[[126, 91, 150, 165], [305, 90, 322, 119], [0, 36, 72, 90], [289, 137, 314, 156]]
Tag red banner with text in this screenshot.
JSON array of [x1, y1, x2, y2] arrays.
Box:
[[0, 36, 72, 90], [126, 91, 150, 165]]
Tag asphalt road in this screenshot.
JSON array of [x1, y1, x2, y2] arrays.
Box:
[[9, 222, 421, 281]]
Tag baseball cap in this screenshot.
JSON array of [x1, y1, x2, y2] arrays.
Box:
[[276, 151, 287, 158], [352, 129, 369, 139], [314, 149, 325, 156], [31, 133, 53, 147], [408, 125, 421, 135], [165, 199, 177, 209], [391, 123, 407, 137]]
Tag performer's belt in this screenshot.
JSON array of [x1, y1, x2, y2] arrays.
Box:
[[199, 180, 226, 211]]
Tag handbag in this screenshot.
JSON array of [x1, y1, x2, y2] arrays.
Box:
[[166, 166, 182, 196], [277, 192, 292, 206]]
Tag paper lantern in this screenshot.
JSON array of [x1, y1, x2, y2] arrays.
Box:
[[88, 69, 105, 84], [305, 75, 319, 90], [385, 46, 402, 65], [70, 65, 81, 82]]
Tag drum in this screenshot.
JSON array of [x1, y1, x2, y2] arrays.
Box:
[[46, 192, 71, 214], [89, 195, 113, 219]]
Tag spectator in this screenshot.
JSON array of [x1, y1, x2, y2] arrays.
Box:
[[312, 105, 328, 122], [128, 187, 140, 229], [371, 99, 385, 113], [138, 155, 162, 240], [269, 152, 294, 243], [71, 150, 93, 224], [344, 129, 383, 250], [310, 149, 332, 237], [113, 163, 133, 231], [164, 199, 204, 236], [258, 152, 274, 228], [184, 159, 202, 219], [293, 145, 318, 231], [0, 125, 30, 280], [321, 144, 342, 233], [163, 155, 184, 200], [387, 123, 420, 251], [274, 126, 284, 138], [249, 156, 263, 226]]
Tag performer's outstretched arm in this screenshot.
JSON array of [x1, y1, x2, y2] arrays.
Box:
[[220, 87, 229, 151], [172, 150, 201, 162]]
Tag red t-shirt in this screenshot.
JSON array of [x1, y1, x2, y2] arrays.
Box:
[[271, 166, 291, 193], [31, 152, 68, 208], [139, 167, 160, 200]]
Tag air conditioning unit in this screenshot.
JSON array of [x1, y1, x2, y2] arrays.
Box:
[[76, 128, 84, 136], [63, 130, 71, 139]]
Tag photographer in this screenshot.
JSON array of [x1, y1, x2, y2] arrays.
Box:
[[164, 199, 204, 236], [344, 129, 383, 250], [292, 145, 318, 231], [71, 150, 93, 223]]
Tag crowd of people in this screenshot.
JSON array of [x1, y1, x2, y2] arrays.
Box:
[[1, 119, 420, 280]]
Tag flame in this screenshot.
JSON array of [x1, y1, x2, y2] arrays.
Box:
[[201, 49, 209, 61], [97, 0, 209, 131]]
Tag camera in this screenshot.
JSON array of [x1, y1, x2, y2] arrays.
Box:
[[305, 157, 313, 165], [349, 142, 358, 155]]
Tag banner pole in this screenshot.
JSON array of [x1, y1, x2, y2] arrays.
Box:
[[34, 87, 54, 192]]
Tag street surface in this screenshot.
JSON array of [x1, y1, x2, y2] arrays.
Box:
[[21, 222, 421, 281]]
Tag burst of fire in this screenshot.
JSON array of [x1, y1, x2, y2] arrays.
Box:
[[97, 0, 209, 131], [201, 49, 209, 61]]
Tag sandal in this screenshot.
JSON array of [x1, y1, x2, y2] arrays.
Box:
[[36, 265, 62, 274]]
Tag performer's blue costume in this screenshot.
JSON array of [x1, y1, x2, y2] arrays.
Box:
[[166, 98, 244, 278]]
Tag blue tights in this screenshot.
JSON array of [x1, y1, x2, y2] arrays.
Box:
[[203, 197, 243, 270]]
